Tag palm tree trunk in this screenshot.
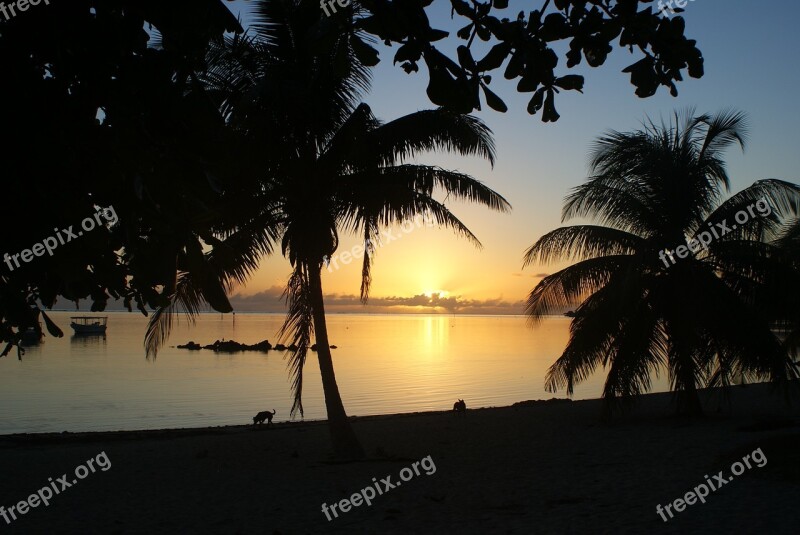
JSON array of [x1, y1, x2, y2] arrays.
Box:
[[308, 266, 366, 460], [677, 383, 703, 416], [675, 360, 704, 416]]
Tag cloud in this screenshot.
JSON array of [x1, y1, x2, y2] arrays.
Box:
[[229, 288, 526, 315], [511, 272, 549, 278], [51, 287, 526, 316], [228, 286, 286, 312]]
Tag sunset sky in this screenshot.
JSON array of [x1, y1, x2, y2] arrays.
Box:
[[226, 0, 800, 314]]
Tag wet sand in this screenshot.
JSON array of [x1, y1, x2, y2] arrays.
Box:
[[1, 383, 799, 534]]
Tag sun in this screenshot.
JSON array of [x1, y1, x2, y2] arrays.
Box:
[[423, 290, 449, 298]]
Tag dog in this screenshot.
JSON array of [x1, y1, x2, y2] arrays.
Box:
[[253, 409, 276, 426], [452, 399, 466, 415]]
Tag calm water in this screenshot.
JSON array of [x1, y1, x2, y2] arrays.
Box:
[[0, 312, 670, 434]]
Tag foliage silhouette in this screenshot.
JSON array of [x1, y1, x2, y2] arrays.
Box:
[[331, 0, 704, 119], [523, 110, 800, 415], [154, 0, 511, 458]]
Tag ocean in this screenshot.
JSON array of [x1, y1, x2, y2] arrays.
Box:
[[0, 311, 671, 434]]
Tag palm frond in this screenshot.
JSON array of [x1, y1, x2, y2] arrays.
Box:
[[544, 272, 651, 394], [697, 108, 749, 160], [525, 255, 633, 322], [523, 225, 643, 267], [358, 221, 379, 303], [204, 198, 282, 289], [353, 165, 510, 212], [144, 272, 204, 358], [341, 191, 484, 249], [688, 268, 795, 382], [367, 110, 496, 167], [562, 180, 657, 235], [277, 264, 315, 417], [776, 217, 800, 253], [699, 179, 800, 243], [601, 314, 667, 405], [319, 103, 381, 170], [202, 33, 271, 120], [250, 0, 371, 130]]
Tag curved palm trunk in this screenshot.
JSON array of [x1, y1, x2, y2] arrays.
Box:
[[308, 267, 366, 460]]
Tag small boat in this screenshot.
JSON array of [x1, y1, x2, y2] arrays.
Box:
[[70, 316, 108, 335]]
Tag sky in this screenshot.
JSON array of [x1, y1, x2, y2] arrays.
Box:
[[224, 0, 800, 315]]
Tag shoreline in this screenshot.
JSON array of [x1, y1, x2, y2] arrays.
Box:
[[3, 383, 798, 445], [2, 382, 800, 533]]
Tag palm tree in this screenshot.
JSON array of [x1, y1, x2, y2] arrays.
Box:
[[774, 219, 800, 354], [274, 105, 508, 459], [147, 0, 510, 459], [523, 110, 800, 415]]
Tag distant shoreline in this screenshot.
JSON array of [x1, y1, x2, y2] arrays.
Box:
[[40, 310, 564, 317]]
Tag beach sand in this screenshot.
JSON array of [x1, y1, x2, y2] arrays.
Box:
[[1, 383, 799, 534]]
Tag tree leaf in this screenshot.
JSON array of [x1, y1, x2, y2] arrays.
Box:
[[452, 0, 472, 17], [477, 43, 511, 71], [542, 89, 560, 122], [428, 29, 449, 42], [622, 57, 658, 98], [394, 43, 421, 65], [457, 23, 473, 40], [527, 88, 545, 114], [554, 74, 584, 92], [351, 35, 380, 67], [201, 274, 233, 313], [504, 50, 524, 79], [457, 45, 476, 71], [41, 310, 64, 338], [481, 83, 508, 112]]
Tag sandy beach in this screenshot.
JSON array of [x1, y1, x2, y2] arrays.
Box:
[[2, 383, 799, 534]]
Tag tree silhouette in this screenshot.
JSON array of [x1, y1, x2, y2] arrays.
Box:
[[0, 0, 705, 351], [0, 0, 244, 355], [524, 110, 800, 415], [145, 0, 510, 458], [341, 0, 704, 119]]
